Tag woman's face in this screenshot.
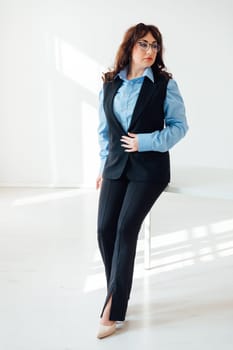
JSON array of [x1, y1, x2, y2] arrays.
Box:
[[131, 31, 159, 70]]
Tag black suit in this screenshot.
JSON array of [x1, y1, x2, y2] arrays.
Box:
[[98, 73, 170, 321], [102, 74, 170, 182]]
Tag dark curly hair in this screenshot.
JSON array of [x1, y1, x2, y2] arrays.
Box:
[[103, 23, 172, 82]]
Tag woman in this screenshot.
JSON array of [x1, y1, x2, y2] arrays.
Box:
[[96, 23, 188, 339]]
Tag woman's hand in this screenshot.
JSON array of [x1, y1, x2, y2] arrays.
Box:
[[96, 175, 103, 190], [121, 132, 138, 152]]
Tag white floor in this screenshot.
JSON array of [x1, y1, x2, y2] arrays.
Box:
[[0, 187, 233, 350]]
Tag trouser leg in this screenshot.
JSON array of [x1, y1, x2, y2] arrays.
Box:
[[98, 179, 167, 321], [97, 178, 128, 285], [107, 181, 167, 320]]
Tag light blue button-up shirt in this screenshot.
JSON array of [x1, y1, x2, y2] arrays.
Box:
[[98, 67, 188, 173]]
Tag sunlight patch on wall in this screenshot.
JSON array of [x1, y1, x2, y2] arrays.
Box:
[[54, 36, 104, 186], [54, 37, 104, 95], [47, 79, 58, 186], [81, 101, 99, 186]]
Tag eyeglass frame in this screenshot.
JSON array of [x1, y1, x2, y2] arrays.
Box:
[[137, 40, 160, 52]]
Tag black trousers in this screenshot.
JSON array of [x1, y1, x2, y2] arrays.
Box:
[[97, 174, 167, 321]]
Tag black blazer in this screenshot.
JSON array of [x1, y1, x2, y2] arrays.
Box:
[[102, 73, 170, 183]]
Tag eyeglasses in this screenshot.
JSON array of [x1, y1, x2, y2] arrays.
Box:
[[137, 41, 160, 52]]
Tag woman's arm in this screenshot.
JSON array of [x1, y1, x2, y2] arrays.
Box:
[[97, 89, 109, 174], [137, 79, 189, 152]]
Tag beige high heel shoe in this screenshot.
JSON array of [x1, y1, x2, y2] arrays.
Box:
[[96, 322, 116, 339]]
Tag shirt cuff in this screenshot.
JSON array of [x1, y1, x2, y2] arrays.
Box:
[[137, 133, 154, 152], [99, 159, 106, 175]]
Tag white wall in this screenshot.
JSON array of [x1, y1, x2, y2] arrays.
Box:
[[0, 0, 232, 187]]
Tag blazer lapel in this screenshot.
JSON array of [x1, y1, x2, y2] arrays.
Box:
[[104, 77, 126, 133], [129, 77, 157, 130]]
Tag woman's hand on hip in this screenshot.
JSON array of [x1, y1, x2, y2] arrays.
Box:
[[96, 175, 103, 190], [121, 132, 138, 152]]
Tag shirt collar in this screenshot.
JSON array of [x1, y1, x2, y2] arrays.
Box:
[[116, 67, 154, 83]]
